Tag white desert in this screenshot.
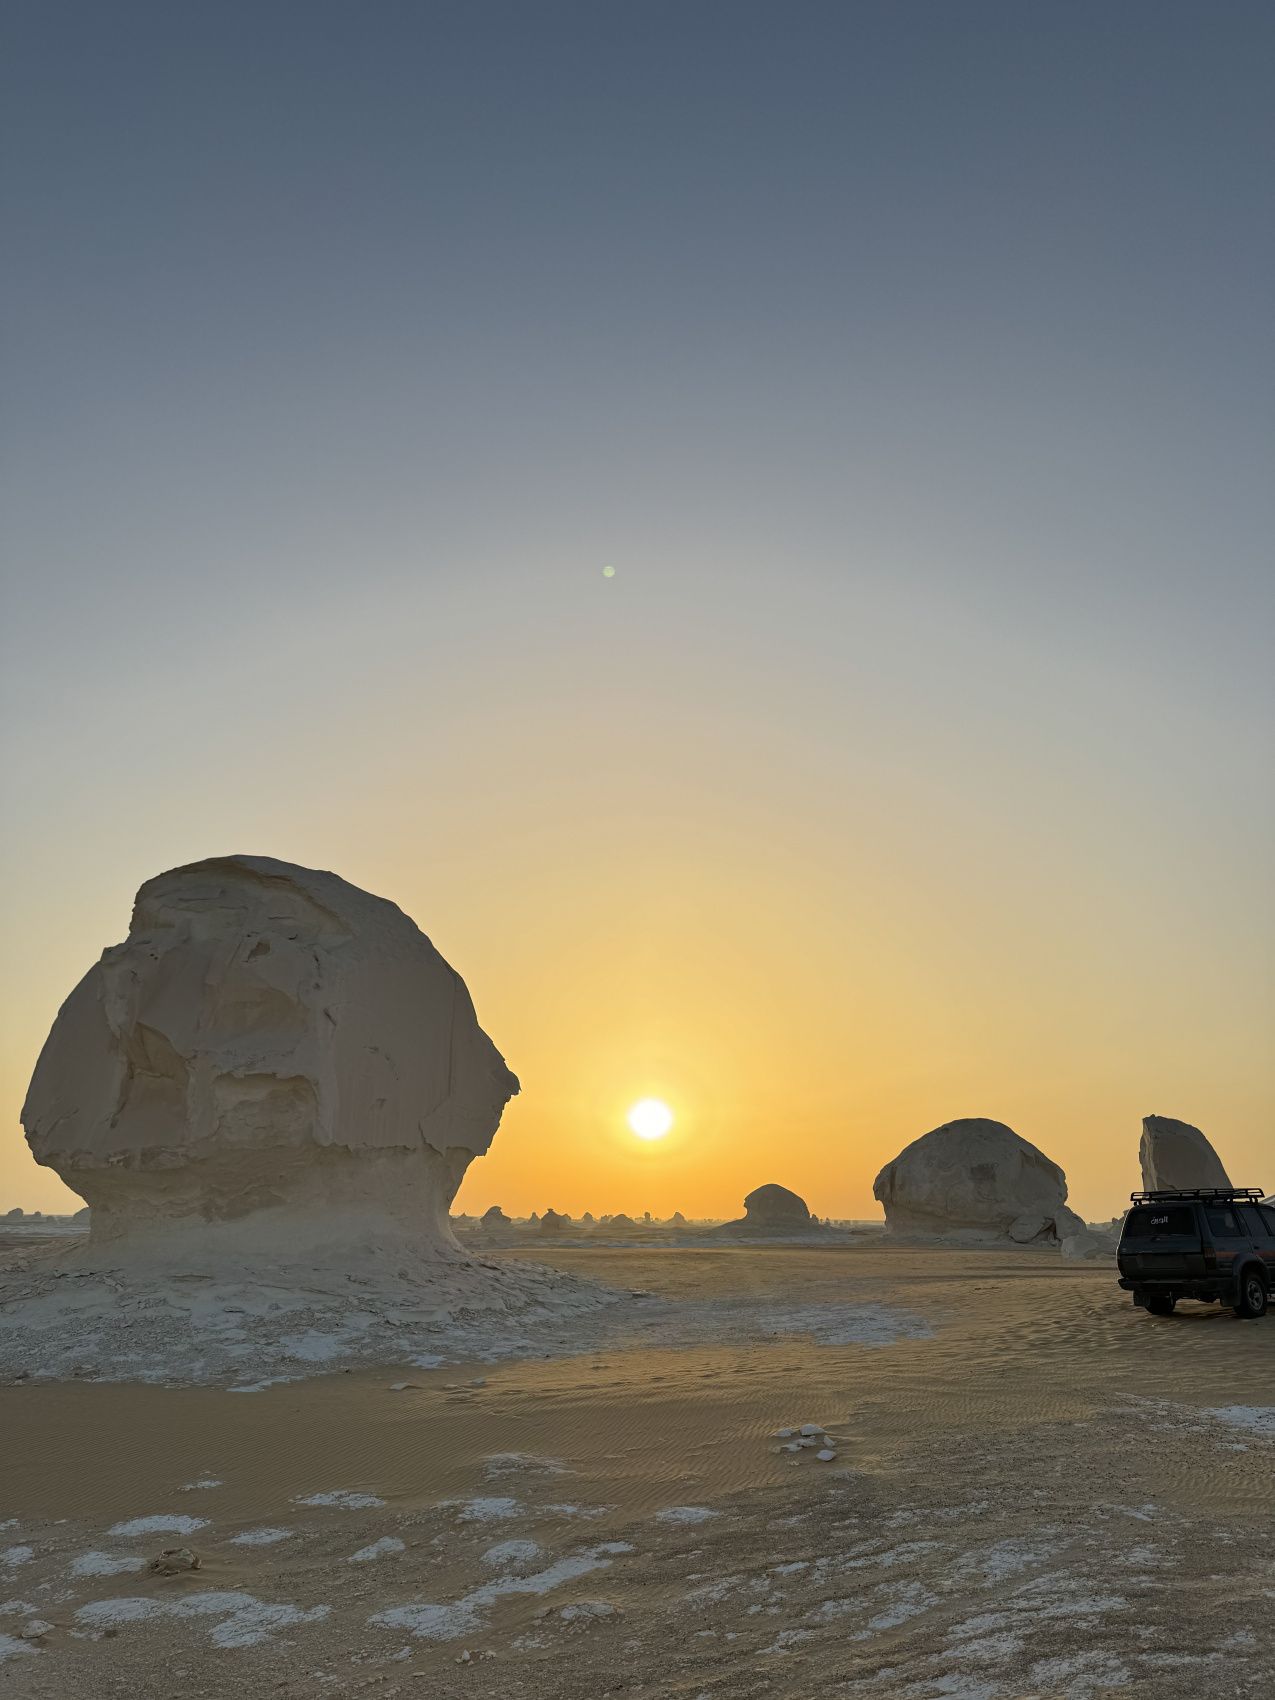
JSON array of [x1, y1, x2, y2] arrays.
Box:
[[0, 864, 1270, 1700]]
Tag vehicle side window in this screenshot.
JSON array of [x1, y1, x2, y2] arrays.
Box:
[[1261, 1206, 1275, 1237], [1240, 1205, 1273, 1240], [1204, 1207, 1242, 1238]]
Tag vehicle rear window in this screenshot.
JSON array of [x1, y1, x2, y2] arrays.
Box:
[[1241, 1205, 1274, 1239], [1124, 1207, 1195, 1238]]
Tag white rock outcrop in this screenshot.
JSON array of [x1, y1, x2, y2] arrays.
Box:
[[1138, 1115, 1231, 1192], [873, 1118, 1075, 1243], [22, 855, 519, 1273]]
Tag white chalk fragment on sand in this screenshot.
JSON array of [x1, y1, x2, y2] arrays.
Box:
[[295, 1491, 385, 1510], [0, 1632, 39, 1663], [179, 1479, 224, 1491], [1205, 1406, 1275, 1438], [799, 1424, 824, 1437], [470, 1378, 487, 1387], [655, 1506, 719, 1525], [349, 1538, 406, 1563], [69, 1551, 148, 1577], [388, 1382, 412, 1392], [226, 1379, 298, 1394], [558, 1599, 616, 1622], [774, 1428, 795, 1439], [229, 1528, 294, 1548], [817, 1449, 838, 1462], [74, 1591, 330, 1648], [108, 1516, 209, 1539], [1, 1548, 34, 1569], [371, 1545, 631, 1642], [452, 1497, 521, 1523], [480, 1540, 542, 1571]]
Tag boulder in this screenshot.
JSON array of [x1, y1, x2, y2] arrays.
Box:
[[539, 1209, 572, 1232], [1139, 1115, 1230, 1192], [721, 1183, 818, 1233], [3, 1207, 23, 1219], [481, 1206, 511, 1227], [21, 855, 519, 1273], [873, 1119, 1073, 1242]]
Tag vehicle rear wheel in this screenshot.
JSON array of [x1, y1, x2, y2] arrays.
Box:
[[1233, 1270, 1268, 1320], [1145, 1294, 1176, 1316]]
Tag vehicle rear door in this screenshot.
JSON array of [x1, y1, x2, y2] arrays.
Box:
[[1119, 1205, 1205, 1281]]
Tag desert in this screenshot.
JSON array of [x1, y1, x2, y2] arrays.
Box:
[[2, 860, 1271, 1700], [2, 1228, 1272, 1700]]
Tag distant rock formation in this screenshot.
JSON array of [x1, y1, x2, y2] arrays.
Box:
[[3, 1207, 23, 1219], [481, 1205, 510, 1227], [21, 855, 519, 1275], [581, 1211, 595, 1224], [1139, 1115, 1230, 1192], [721, 1183, 818, 1233], [606, 1213, 637, 1230], [539, 1209, 572, 1232], [670, 1210, 686, 1225], [873, 1119, 1074, 1243]]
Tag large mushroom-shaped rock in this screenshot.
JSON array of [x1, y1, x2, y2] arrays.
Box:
[[1139, 1116, 1230, 1192], [538, 1209, 572, 1233], [21, 856, 519, 1273], [873, 1119, 1070, 1242], [481, 1205, 511, 1228]]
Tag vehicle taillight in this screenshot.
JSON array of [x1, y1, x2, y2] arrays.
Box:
[[1202, 1244, 1217, 1271]]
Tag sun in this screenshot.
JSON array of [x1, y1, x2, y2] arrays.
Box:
[[627, 1098, 673, 1140]]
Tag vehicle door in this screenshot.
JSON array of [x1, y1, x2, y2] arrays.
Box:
[[1239, 1204, 1275, 1281], [1203, 1204, 1250, 1288]]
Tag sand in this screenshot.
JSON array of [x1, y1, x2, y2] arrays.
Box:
[[2, 1242, 1272, 1698]]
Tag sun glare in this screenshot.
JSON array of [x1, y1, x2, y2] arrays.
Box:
[[627, 1098, 673, 1140]]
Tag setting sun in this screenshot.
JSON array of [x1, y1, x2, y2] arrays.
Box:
[[627, 1098, 673, 1140]]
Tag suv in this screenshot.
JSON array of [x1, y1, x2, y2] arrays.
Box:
[[1117, 1187, 1273, 1319]]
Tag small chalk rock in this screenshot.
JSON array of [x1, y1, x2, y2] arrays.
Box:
[[774, 1428, 794, 1439], [799, 1423, 824, 1437], [816, 1449, 837, 1462], [149, 1546, 201, 1574], [389, 1382, 411, 1391]]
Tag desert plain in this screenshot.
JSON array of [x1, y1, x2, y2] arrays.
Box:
[[2, 1230, 1271, 1700]]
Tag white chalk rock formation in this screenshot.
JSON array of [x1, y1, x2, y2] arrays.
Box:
[[1139, 1115, 1231, 1192], [481, 1206, 511, 1228], [22, 856, 519, 1273], [873, 1119, 1073, 1243]]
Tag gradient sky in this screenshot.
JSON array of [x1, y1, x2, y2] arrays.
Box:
[[2, 2, 1271, 1221]]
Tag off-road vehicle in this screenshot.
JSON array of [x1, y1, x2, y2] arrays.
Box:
[[1117, 1187, 1273, 1318]]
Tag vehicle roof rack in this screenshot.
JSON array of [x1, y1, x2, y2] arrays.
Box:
[[1129, 1187, 1265, 1203]]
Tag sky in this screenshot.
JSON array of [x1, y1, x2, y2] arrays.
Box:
[[1, 1, 1271, 1222]]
